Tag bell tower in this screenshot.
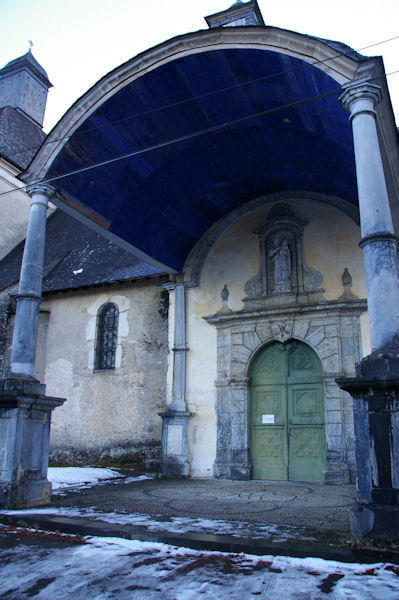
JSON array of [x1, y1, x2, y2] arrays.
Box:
[[205, 0, 265, 29]]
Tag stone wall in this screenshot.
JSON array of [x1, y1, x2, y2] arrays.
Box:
[[40, 277, 169, 469], [207, 302, 366, 483]]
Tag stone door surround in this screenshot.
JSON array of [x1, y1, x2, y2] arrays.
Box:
[[205, 300, 366, 483]]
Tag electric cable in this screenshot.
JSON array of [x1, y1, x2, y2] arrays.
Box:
[[0, 67, 398, 199], [2, 34, 399, 161]]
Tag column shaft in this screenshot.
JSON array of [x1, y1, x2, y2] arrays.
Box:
[[159, 282, 191, 477], [10, 183, 54, 377], [340, 82, 399, 350], [171, 283, 187, 410]]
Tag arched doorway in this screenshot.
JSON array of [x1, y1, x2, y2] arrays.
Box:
[[250, 340, 325, 482]]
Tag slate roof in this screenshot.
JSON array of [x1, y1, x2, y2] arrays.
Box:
[[1, 51, 51, 87], [0, 210, 164, 295], [313, 35, 365, 62], [0, 105, 46, 169]]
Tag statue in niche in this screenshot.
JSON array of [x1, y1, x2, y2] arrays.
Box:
[[270, 239, 291, 293]]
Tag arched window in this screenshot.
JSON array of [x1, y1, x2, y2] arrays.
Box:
[[95, 303, 119, 370]]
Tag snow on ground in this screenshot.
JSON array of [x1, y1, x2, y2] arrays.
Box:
[[48, 466, 154, 492], [3, 505, 311, 543], [48, 467, 121, 490], [1, 469, 398, 598], [0, 525, 398, 599]]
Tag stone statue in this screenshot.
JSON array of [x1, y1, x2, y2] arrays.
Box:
[[270, 239, 291, 293]]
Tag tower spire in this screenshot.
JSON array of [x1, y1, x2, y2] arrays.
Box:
[[205, 0, 265, 29]]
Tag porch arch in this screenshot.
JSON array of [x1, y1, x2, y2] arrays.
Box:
[[23, 27, 365, 275]]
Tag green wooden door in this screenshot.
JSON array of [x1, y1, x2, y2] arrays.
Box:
[[250, 341, 325, 482]]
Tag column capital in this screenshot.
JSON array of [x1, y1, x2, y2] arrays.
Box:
[[26, 181, 56, 200], [340, 79, 382, 116]]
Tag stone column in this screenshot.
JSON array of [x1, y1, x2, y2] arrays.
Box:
[[337, 80, 399, 547], [10, 183, 54, 376], [0, 182, 65, 509], [340, 81, 399, 350], [159, 282, 192, 476]]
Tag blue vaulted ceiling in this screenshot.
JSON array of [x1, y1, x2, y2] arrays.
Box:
[[47, 48, 357, 271]]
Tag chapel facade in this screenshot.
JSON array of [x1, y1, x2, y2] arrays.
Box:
[[1, 1, 399, 489]]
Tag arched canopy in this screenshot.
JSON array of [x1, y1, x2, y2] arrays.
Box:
[[25, 27, 366, 273]]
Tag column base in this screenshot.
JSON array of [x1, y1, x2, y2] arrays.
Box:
[[230, 464, 252, 480], [0, 376, 65, 509], [159, 409, 192, 478], [161, 456, 191, 478], [323, 466, 351, 485], [337, 347, 399, 548], [351, 503, 399, 549], [0, 479, 52, 510]]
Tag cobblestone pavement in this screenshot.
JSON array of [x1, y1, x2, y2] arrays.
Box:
[[52, 477, 356, 537]]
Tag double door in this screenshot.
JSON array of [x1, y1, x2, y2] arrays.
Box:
[[250, 341, 325, 482]]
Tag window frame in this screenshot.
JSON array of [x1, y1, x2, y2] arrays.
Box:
[[94, 302, 119, 371]]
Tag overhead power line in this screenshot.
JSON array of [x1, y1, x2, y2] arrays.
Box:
[[0, 69, 398, 199], [3, 33, 399, 162]]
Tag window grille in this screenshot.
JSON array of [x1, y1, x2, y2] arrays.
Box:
[[95, 303, 119, 370]]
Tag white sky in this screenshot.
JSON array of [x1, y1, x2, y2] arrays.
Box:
[[0, 0, 398, 132]]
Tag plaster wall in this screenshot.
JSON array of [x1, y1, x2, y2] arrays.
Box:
[[40, 279, 168, 466], [184, 199, 368, 477], [0, 160, 31, 261]]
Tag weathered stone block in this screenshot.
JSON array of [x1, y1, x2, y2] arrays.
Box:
[[325, 396, 341, 411], [327, 423, 343, 437], [344, 409, 354, 425], [230, 389, 245, 413], [243, 331, 261, 351], [327, 448, 345, 463], [231, 345, 251, 363], [292, 319, 310, 339], [217, 389, 230, 414], [230, 360, 246, 377], [256, 324, 272, 342], [231, 324, 255, 334], [317, 337, 339, 358], [324, 381, 341, 397], [325, 324, 338, 337], [217, 347, 230, 372], [230, 465, 251, 480], [217, 334, 230, 349], [231, 333, 243, 345], [231, 411, 245, 424], [326, 435, 343, 449], [326, 410, 342, 424], [340, 323, 354, 337], [231, 422, 246, 449], [306, 326, 325, 347], [323, 354, 341, 373]]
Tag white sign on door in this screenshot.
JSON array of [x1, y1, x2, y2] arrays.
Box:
[[262, 414, 275, 424]]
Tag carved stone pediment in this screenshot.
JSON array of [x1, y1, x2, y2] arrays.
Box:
[[244, 203, 324, 309]]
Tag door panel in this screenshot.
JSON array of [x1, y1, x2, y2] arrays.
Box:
[[251, 385, 288, 480], [253, 386, 286, 425], [252, 427, 288, 480], [289, 425, 325, 481], [250, 341, 325, 482]]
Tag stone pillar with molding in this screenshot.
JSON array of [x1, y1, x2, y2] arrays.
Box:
[[337, 80, 399, 548], [159, 282, 192, 476], [0, 182, 65, 509]]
